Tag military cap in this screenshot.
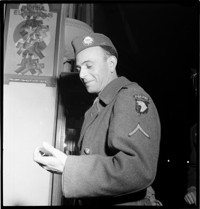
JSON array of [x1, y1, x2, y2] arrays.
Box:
[[71, 33, 118, 57]]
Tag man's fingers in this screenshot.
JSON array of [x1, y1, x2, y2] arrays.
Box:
[[184, 195, 189, 204], [33, 143, 67, 174], [190, 192, 196, 204], [185, 192, 196, 205], [185, 194, 191, 204], [43, 142, 65, 159], [33, 147, 42, 162], [33, 146, 52, 165], [188, 194, 193, 204], [42, 142, 57, 156], [39, 147, 52, 156]]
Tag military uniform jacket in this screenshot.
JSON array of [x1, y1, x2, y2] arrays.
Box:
[[62, 76, 161, 205]]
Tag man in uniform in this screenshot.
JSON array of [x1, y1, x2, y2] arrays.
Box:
[[34, 33, 161, 206]]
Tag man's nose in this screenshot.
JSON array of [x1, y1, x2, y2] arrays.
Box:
[[79, 67, 87, 79]]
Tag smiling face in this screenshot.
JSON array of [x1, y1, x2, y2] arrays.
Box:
[[76, 46, 117, 94]]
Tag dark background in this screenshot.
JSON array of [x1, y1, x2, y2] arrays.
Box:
[[2, 1, 198, 207], [59, 2, 198, 207], [92, 2, 198, 207]]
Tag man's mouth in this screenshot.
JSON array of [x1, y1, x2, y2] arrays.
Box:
[[85, 80, 94, 85]]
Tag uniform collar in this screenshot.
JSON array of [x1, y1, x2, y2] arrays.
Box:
[[98, 76, 132, 105]]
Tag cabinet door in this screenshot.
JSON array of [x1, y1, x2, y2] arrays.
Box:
[[3, 82, 56, 206]]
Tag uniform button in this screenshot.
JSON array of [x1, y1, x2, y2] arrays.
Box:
[[84, 148, 90, 155]]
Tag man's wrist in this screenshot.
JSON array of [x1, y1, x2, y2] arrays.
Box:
[[187, 186, 196, 193], [61, 155, 68, 172]]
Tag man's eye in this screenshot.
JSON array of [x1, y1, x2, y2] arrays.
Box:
[[86, 65, 92, 69], [76, 67, 80, 72]]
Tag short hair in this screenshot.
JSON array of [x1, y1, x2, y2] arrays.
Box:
[[100, 45, 118, 60]]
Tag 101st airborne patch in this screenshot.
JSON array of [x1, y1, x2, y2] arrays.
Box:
[[134, 95, 149, 114]]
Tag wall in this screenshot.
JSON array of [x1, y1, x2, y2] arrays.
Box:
[[3, 82, 57, 206]]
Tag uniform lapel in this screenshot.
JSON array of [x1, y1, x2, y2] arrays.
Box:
[[78, 77, 133, 149], [79, 98, 99, 145]]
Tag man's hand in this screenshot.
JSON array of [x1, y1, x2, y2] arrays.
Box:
[[33, 142, 67, 174], [184, 186, 196, 205]]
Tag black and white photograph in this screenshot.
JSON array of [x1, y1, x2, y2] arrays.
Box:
[[2, 1, 198, 208]]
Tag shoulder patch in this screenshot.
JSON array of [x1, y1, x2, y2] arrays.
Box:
[[134, 95, 149, 114]]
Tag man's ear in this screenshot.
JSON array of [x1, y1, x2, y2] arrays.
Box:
[[108, 56, 117, 72]]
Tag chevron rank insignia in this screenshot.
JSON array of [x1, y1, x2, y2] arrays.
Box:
[[134, 95, 149, 114], [128, 123, 150, 138]]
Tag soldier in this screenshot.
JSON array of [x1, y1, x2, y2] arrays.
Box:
[[184, 123, 197, 206], [34, 33, 161, 206]]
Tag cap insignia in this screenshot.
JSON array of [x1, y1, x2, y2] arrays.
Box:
[[83, 36, 94, 46]]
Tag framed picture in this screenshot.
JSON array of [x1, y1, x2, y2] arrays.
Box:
[[4, 4, 62, 86]]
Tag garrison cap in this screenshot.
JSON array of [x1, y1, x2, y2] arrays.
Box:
[[71, 33, 118, 57]]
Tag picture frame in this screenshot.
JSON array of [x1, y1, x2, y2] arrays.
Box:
[[4, 4, 62, 87]]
